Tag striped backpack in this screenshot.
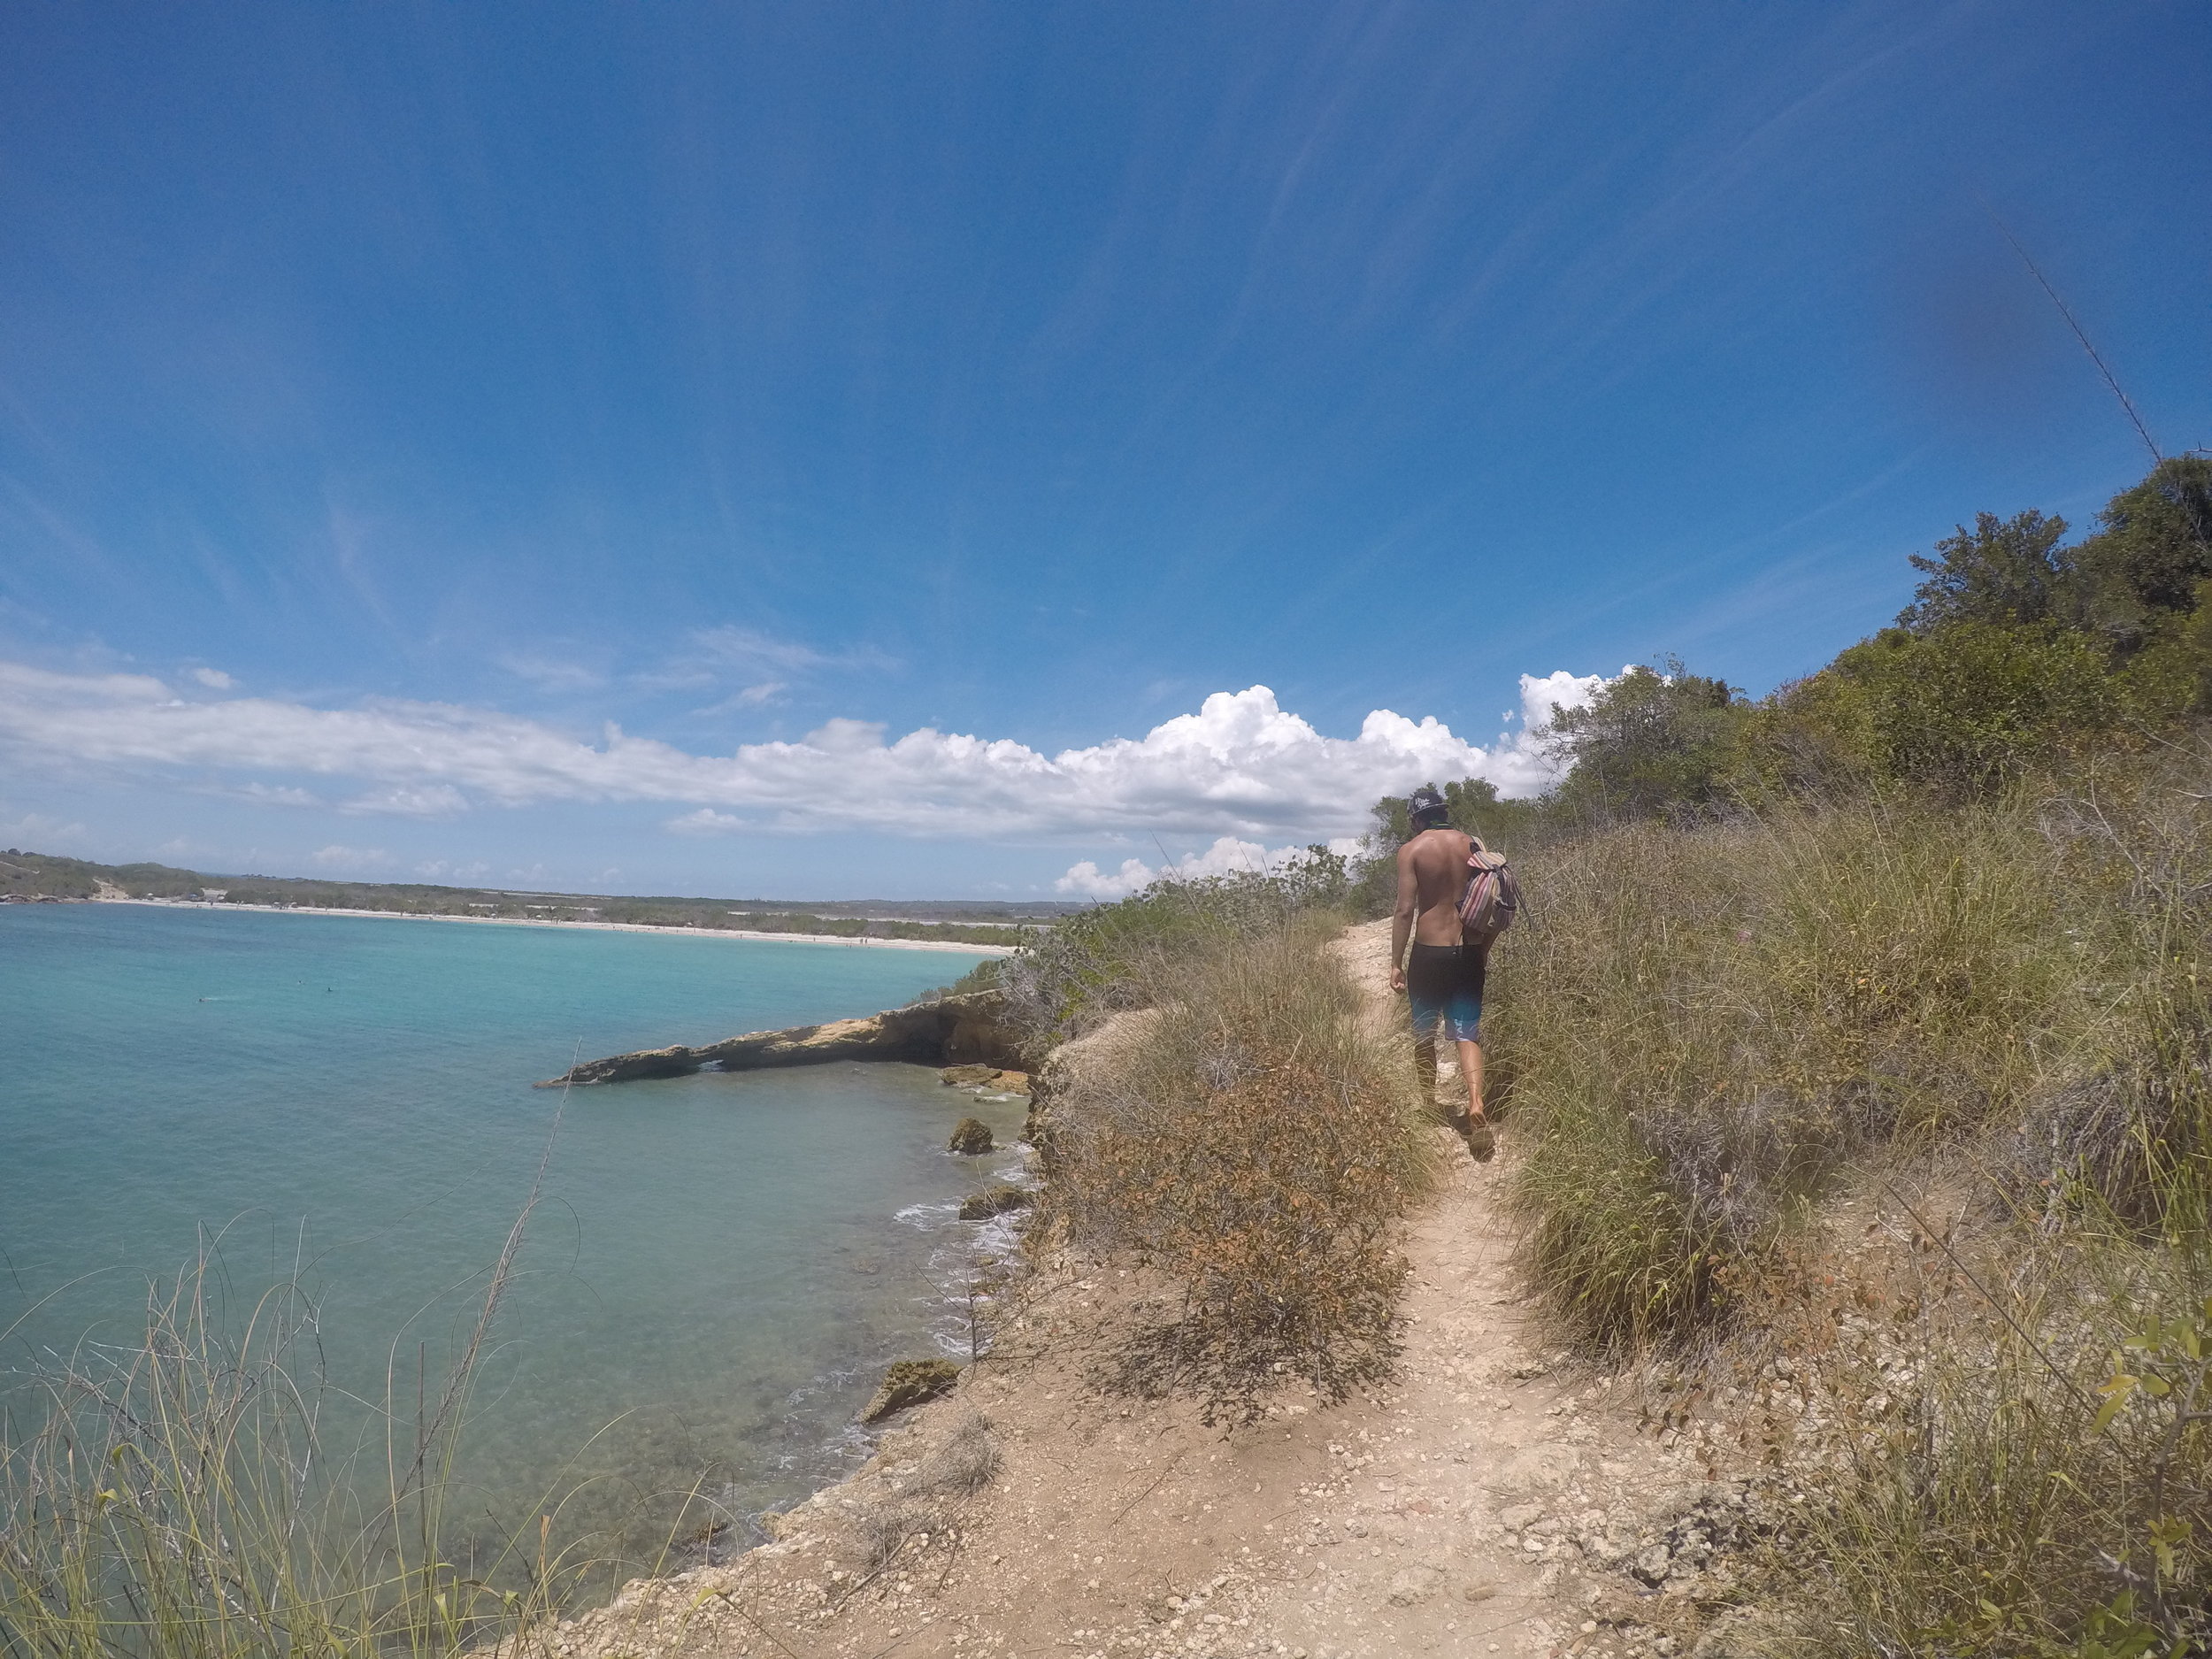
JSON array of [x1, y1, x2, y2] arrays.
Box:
[[1455, 837, 1520, 946]]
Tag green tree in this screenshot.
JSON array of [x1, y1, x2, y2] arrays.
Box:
[[1366, 777, 1541, 850], [1898, 510, 2070, 633], [1543, 658, 1749, 822], [2063, 455, 2212, 647]]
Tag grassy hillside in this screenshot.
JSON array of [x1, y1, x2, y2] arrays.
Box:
[[1367, 456, 2212, 1655]]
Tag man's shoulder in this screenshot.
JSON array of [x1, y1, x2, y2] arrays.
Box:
[[1405, 827, 1471, 864]]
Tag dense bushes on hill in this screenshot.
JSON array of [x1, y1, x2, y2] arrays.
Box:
[[1358, 457, 2212, 847]]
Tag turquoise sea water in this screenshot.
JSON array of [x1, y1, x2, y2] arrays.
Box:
[[0, 902, 1022, 1557]]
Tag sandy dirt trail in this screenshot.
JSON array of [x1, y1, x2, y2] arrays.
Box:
[[553, 921, 1719, 1659]]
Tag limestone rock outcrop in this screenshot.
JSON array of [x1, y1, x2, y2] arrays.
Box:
[[947, 1118, 995, 1155], [535, 989, 1019, 1087], [858, 1357, 962, 1423], [941, 1064, 1030, 1095], [956, 1183, 1033, 1221]]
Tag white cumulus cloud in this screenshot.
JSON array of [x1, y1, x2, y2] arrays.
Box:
[[191, 667, 234, 689], [1056, 834, 1367, 900], [0, 808, 91, 851], [665, 808, 748, 835], [0, 660, 1615, 844]]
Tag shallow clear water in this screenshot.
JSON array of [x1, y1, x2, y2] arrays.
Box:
[[0, 903, 1024, 1557]]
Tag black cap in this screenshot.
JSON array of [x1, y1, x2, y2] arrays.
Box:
[[1408, 785, 1448, 824]]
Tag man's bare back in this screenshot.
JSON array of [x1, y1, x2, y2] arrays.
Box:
[[1394, 826, 1477, 947]]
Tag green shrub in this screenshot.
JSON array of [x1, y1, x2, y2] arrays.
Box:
[[1544, 657, 1753, 824], [1826, 623, 2128, 792], [999, 853, 1349, 1053]]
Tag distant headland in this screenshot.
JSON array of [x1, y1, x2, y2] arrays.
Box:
[[0, 847, 1071, 950]]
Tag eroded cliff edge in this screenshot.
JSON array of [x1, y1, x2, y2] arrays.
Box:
[[534, 988, 1020, 1087]]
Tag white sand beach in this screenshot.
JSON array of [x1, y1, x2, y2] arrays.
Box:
[[96, 897, 1020, 955]]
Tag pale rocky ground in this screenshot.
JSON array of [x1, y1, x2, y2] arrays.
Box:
[[542, 922, 1765, 1659]]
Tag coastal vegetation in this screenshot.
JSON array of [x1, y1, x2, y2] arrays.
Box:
[[1411, 454, 2212, 1654], [8, 455, 2206, 1655], [1019, 909, 1430, 1425]]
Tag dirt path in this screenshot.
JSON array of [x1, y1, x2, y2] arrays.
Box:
[[552, 922, 1730, 1659]]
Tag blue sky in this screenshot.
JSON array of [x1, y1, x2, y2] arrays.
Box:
[[2, 0, 2206, 898]]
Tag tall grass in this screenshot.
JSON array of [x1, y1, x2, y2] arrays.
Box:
[[1786, 1238, 2212, 1656], [0, 1248, 588, 1659], [0, 1097, 716, 1659], [1482, 742, 2212, 1650], [1488, 793, 2152, 1347], [1030, 912, 1433, 1425], [1000, 856, 1351, 1056]]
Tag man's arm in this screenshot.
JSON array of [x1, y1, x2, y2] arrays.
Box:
[[1388, 838, 1419, 992]]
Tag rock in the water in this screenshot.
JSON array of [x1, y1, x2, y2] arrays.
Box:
[[941, 1064, 1033, 1097], [957, 1183, 1033, 1220], [537, 989, 1020, 1087], [860, 1358, 961, 1423], [948, 1118, 995, 1155]]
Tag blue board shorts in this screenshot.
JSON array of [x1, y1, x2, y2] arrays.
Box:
[[1407, 941, 1486, 1043]]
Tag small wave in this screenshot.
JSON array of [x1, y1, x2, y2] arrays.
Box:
[[894, 1200, 961, 1232]]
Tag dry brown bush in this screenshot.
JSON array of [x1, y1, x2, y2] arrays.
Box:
[[1033, 916, 1433, 1424], [918, 1411, 1002, 1497]]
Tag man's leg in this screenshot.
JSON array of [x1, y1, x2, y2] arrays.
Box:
[[1408, 973, 1444, 1111], [1450, 1021, 1494, 1161], [1456, 1037, 1486, 1124]]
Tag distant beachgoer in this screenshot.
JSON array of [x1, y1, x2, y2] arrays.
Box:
[[1387, 785, 1494, 1160]]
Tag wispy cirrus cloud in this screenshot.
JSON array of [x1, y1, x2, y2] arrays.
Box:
[[340, 784, 471, 818], [636, 626, 895, 695], [498, 628, 874, 711], [200, 780, 324, 808], [0, 659, 1606, 843], [496, 651, 610, 694]]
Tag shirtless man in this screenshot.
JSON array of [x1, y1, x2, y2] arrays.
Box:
[[1387, 785, 1495, 1160]]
